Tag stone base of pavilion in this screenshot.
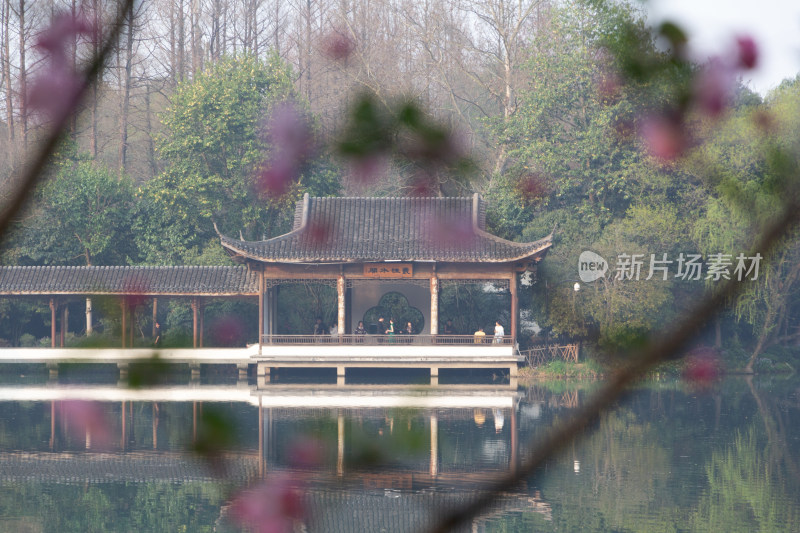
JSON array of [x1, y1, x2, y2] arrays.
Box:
[[0, 346, 258, 380], [255, 342, 521, 387]]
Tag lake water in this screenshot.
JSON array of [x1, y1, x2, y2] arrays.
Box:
[[0, 367, 798, 532]]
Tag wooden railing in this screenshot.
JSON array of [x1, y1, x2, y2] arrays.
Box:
[[260, 334, 514, 346], [519, 343, 580, 366]]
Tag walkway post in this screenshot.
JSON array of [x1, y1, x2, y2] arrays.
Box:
[[510, 271, 519, 344], [258, 273, 264, 350], [192, 298, 198, 348], [49, 298, 57, 348], [337, 274, 345, 339], [121, 300, 127, 349], [86, 297, 93, 336], [60, 305, 67, 347], [198, 298, 205, 348], [430, 274, 439, 336]]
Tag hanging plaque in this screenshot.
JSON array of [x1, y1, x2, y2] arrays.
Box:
[[363, 263, 414, 278]]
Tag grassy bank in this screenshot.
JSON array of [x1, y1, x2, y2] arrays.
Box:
[[519, 359, 604, 379]]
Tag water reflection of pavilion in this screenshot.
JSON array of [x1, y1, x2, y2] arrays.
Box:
[[0, 383, 552, 529]]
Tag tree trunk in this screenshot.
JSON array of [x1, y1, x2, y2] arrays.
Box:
[[144, 85, 157, 177], [18, 0, 27, 150], [177, 0, 185, 81], [2, 0, 15, 168], [118, 1, 134, 172], [91, 0, 101, 157]]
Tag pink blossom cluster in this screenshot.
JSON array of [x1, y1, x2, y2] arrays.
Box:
[[640, 35, 759, 161], [257, 103, 314, 197], [27, 13, 94, 123]]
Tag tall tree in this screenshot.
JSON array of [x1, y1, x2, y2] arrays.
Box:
[[135, 54, 339, 265]]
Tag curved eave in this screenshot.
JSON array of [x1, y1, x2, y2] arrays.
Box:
[[219, 232, 553, 265]]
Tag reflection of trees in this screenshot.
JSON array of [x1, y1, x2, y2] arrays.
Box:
[[538, 407, 680, 532], [692, 427, 800, 532], [745, 376, 800, 482], [0, 483, 225, 533]]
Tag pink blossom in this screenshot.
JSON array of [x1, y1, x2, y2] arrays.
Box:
[[693, 59, 733, 118], [735, 35, 758, 70], [229, 476, 305, 533], [426, 213, 474, 245], [62, 401, 113, 449], [321, 32, 354, 61], [35, 13, 94, 64], [267, 103, 313, 163], [211, 316, 245, 346], [639, 114, 687, 161], [346, 153, 388, 184], [682, 347, 723, 390], [26, 67, 84, 123], [256, 158, 298, 198], [27, 14, 94, 123], [122, 276, 150, 309], [288, 437, 324, 468], [303, 220, 331, 244], [256, 103, 314, 198]]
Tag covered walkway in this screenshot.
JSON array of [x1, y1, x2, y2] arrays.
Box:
[[0, 265, 259, 347]]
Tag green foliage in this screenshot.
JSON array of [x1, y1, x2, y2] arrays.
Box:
[[438, 284, 510, 335], [7, 157, 136, 266], [135, 54, 340, 264]]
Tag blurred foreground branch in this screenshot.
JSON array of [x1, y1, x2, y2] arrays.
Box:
[[0, 0, 135, 242]]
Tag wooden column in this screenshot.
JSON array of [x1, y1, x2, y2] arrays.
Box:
[[121, 300, 127, 349], [49, 298, 57, 348], [337, 274, 346, 335], [510, 270, 519, 344], [430, 274, 439, 335], [271, 286, 279, 336], [192, 298, 199, 348], [151, 298, 158, 337], [60, 305, 68, 347], [198, 299, 205, 348], [258, 273, 264, 347], [86, 297, 93, 336]]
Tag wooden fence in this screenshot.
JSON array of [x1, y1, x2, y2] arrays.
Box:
[[519, 343, 580, 366]]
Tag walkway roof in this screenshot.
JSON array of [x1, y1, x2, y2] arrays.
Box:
[[0, 265, 259, 296]]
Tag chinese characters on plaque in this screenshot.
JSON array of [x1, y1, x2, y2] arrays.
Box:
[[363, 263, 414, 278]]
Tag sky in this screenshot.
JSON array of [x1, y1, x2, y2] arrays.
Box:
[[645, 0, 800, 95]]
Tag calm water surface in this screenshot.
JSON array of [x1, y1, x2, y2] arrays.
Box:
[[0, 366, 798, 532]]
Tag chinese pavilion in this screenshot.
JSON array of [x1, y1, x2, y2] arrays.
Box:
[[218, 194, 552, 346]]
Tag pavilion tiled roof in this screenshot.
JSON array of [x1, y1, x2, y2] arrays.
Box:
[[220, 194, 552, 263], [0, 266, 259, 296]]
